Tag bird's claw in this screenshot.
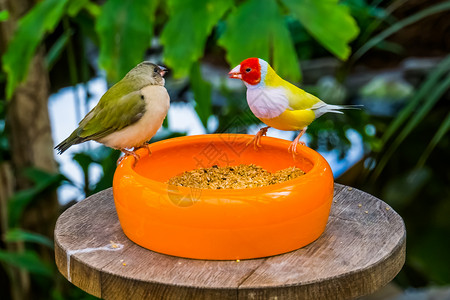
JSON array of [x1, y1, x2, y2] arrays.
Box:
[[288, 128, 307, 160], [247, 137, 263, 150], [247, 126, 270, 150], [117, 150, 140, 166], [134, 144, 152, 156], [288, 140, 306, 159], [245, 138, 261, 150], [116, 156, 125, 166]]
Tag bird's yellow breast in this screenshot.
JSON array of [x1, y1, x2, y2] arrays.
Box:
[[260, 109, 315, 131]]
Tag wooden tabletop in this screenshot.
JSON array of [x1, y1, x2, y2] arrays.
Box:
[[55, 184, 406, 300]]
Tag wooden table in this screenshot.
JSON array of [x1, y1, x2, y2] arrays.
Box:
[[55, 184, 406, 300]]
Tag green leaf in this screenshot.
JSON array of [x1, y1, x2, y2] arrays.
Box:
[[373, 74, 450, 180], [67, 0, 91, 17], [84, 2, 101, 17], [160, 0, 232, 78], [85, 2, 102, 18], [23, 168, 66, 190], [282, 0, 359, 61], [71, 147, 121, 196], [1, 0, 68, 99], [72, 152, 94, 178], [90, 147, 121, 195], [0, 250, 53, 276], [417, 111, 450, 168], [0, 10, 9, 21], [219, 0, 300, 81], [91, 158, 120, 194], [45, 29, 72, 70], [409, 229, 450, 284], [72, 151, 95, 196], [8, 168, 65, 227], [389, 75, 450, 154], [8, 189, 36, 228], [4, 228, 54, 248], [382, 167, 431, 209], [353, 1, 450, 61], [190, 63, 212, 128], [381, 55, 450, 146], [96, 0, 159, 83]]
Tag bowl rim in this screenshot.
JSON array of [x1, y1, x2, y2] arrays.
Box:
[[117, 133, 330, 196]]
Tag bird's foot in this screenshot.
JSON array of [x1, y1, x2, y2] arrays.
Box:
[[134, 144, 152, 156], [246, 126, 270, 150], [288, 128, 307, 159], [288, 140, 306, 158], [117, 149, 140, 166]]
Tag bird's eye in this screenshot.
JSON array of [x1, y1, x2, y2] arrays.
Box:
[[245, 68, 251, 73], [154, 67, 159, 73]]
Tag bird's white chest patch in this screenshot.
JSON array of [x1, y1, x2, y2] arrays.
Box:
[[246, 87, 290, 119]]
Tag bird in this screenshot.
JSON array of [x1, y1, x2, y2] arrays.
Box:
[[55, 61, 170, 164], [228, 57, 358, 157]]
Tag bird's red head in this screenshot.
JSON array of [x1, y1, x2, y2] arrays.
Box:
[[228, 57, 262, 85]]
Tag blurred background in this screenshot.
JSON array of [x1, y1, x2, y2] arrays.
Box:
[[0, 0, 449, 299]]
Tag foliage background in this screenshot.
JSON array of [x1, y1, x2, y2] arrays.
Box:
[[0, 0, 449, 299]]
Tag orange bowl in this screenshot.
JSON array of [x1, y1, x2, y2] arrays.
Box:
[[113, 134, 334, 260]]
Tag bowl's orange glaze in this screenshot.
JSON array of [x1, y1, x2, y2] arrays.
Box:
[[113, 134, 334, 260]]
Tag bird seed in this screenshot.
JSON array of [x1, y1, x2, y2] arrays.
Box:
[[167, 164, 305, 189]]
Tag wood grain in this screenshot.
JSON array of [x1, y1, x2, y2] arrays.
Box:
[[55, 184, 405, 300]]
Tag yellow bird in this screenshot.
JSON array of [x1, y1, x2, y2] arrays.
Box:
[[229, 57, 357, 156]]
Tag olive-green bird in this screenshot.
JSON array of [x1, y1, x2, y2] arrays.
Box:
[[55, 61, 170, 163]]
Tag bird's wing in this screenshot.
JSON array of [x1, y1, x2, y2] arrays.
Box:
[[282, 80, 359, 118], [77, 82, 146, 141], [282, 81, 322, 111]]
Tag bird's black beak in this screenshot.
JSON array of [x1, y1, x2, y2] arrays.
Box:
[[158, 66, 168, 77]]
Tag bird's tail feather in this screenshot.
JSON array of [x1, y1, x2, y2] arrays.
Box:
[[313, 103, 362, 118], [327, 104, 363, 111], [55, 132, 86, 154]]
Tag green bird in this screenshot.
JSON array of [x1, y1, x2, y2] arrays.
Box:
[[55, 61, 170, 163]]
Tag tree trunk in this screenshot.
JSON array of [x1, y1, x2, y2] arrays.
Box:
[[7, 50, 59, 234], [0, 163, 27, 300], [0, 0, 59, 299]]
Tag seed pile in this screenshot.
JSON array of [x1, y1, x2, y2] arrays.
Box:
[[167, 164, 305, 189]]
